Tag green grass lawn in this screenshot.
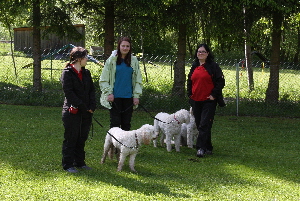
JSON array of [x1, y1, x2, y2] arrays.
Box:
[[1, 104, 299, 200]]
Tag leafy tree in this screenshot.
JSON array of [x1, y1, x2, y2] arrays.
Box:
[[8, 0, 84, 91], [32, 0, 42, 91], [2, 0, 300, 101], [156, 0, 198, 97], [262, 0, 299, 103], [282, 13, 300, 62], [113, 0, 170, 55], [240, 3, 266, 92], [103, 0, 114, 59], [203, 0, 299, 102], [0, 2, 17, 77], [0, 0, 28, 78], [69, 0, 115, 58]]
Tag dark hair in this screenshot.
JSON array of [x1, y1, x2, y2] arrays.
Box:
[[116, 36, 132, 66], [66, 46, 88, 67], [193, 43, 214, 64]]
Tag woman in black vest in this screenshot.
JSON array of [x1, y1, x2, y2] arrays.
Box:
[[61, 47, 96, 173], [187, 44, 225, 157]]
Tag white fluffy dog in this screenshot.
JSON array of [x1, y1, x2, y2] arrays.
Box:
[[153, 109, 190, 152], [101, 124, 156, 172], [180, 107, 198, 148]]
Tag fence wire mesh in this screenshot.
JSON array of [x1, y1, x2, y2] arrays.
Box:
[[1, 46, 300, 118]]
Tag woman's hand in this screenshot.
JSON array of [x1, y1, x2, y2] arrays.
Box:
[[133, 98, 139, 105], [207, 95, 215, 100], [87, 109, 94, 113], [107, 94, 114, 102]]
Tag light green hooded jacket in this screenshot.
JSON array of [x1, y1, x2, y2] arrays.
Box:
[[99, 50, 143, 109]]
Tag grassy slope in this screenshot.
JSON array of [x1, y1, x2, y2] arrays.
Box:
[[0, 104, 299, 200]]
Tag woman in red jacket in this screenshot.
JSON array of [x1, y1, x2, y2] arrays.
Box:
[[60, 47, 96, 173], [187, 44, 225, 158]]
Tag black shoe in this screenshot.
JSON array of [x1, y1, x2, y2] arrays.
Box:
[[65, 167, 78, 173], [205, 150, 213, 155], [77, 165, 92, 170], [196, 149, 205, 157]]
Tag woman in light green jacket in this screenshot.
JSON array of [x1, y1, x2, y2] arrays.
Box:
[[99, 37, 143, 131]]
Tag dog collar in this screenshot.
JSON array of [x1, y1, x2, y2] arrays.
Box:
[[134, 132, 139, 149], [174, 115, 181, 124]]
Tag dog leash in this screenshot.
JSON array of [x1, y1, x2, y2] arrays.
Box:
[[92, 116, 139, 149], [109, 102, 174, 124], [106, 131, 139, 149], [139, 104, 177, 124], [91, 103, 177, 146], [88, 116, 104, 141], [93, 116, 104, 127], [109, 102, 134, 114]]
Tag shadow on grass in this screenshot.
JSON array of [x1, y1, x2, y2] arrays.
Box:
[[0, 81, 64, 106], [1, 105, 300, 199]]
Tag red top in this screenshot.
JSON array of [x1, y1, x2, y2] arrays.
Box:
[[190, 65, 214, 101], [70, 64, 82, 80]]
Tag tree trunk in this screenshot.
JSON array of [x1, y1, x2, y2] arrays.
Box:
[[266, 11, 283, 103], [245, 44, 254, 91], [293, 26, 300, 62], [243, 6, 254, 91], [172, 23, 187, 97], [32, 0, 42, 92], [4, 15, 17, 78], [104, 0, 114, 61]]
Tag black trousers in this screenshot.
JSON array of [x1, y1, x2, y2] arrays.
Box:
[[190, 100, 217, 151], [62, 111, 92, 170], [109, 98, 133, 131]]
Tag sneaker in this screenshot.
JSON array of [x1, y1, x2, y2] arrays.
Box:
[[65, 167, 78, 173], [196, 149, 205, 157], [77, 165, 92, 170], [205, 150, 213, 155]]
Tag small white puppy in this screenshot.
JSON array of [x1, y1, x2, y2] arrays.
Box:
[[180, 107, 198, 148], [101, 124, 156, 172], [153, 109, 190, 152]]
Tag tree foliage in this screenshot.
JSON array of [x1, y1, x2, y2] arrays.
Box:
[[0, 0, 299, 102]]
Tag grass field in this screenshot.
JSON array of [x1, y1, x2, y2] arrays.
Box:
[[1, 52, 300, 101], [1, 52, 300, 117], [1, 104, 300, 200]]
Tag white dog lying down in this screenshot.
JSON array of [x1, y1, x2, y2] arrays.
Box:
[[153, 109, 190, 152], [181, 107, 198, 148], [101, 124, 156, 172]]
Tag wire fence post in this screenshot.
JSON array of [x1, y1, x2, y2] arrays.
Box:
[[236, 60, 239, 116], [170, 57, 173, 79], [50, 50, 53, 81]]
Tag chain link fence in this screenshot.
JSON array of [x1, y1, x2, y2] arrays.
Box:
[[1, 46, 300, 118]]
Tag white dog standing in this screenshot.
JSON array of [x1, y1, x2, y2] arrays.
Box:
[[181, 107, 198, 148], [153, 109, 190, 152], [101, 124, 156, 172]]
